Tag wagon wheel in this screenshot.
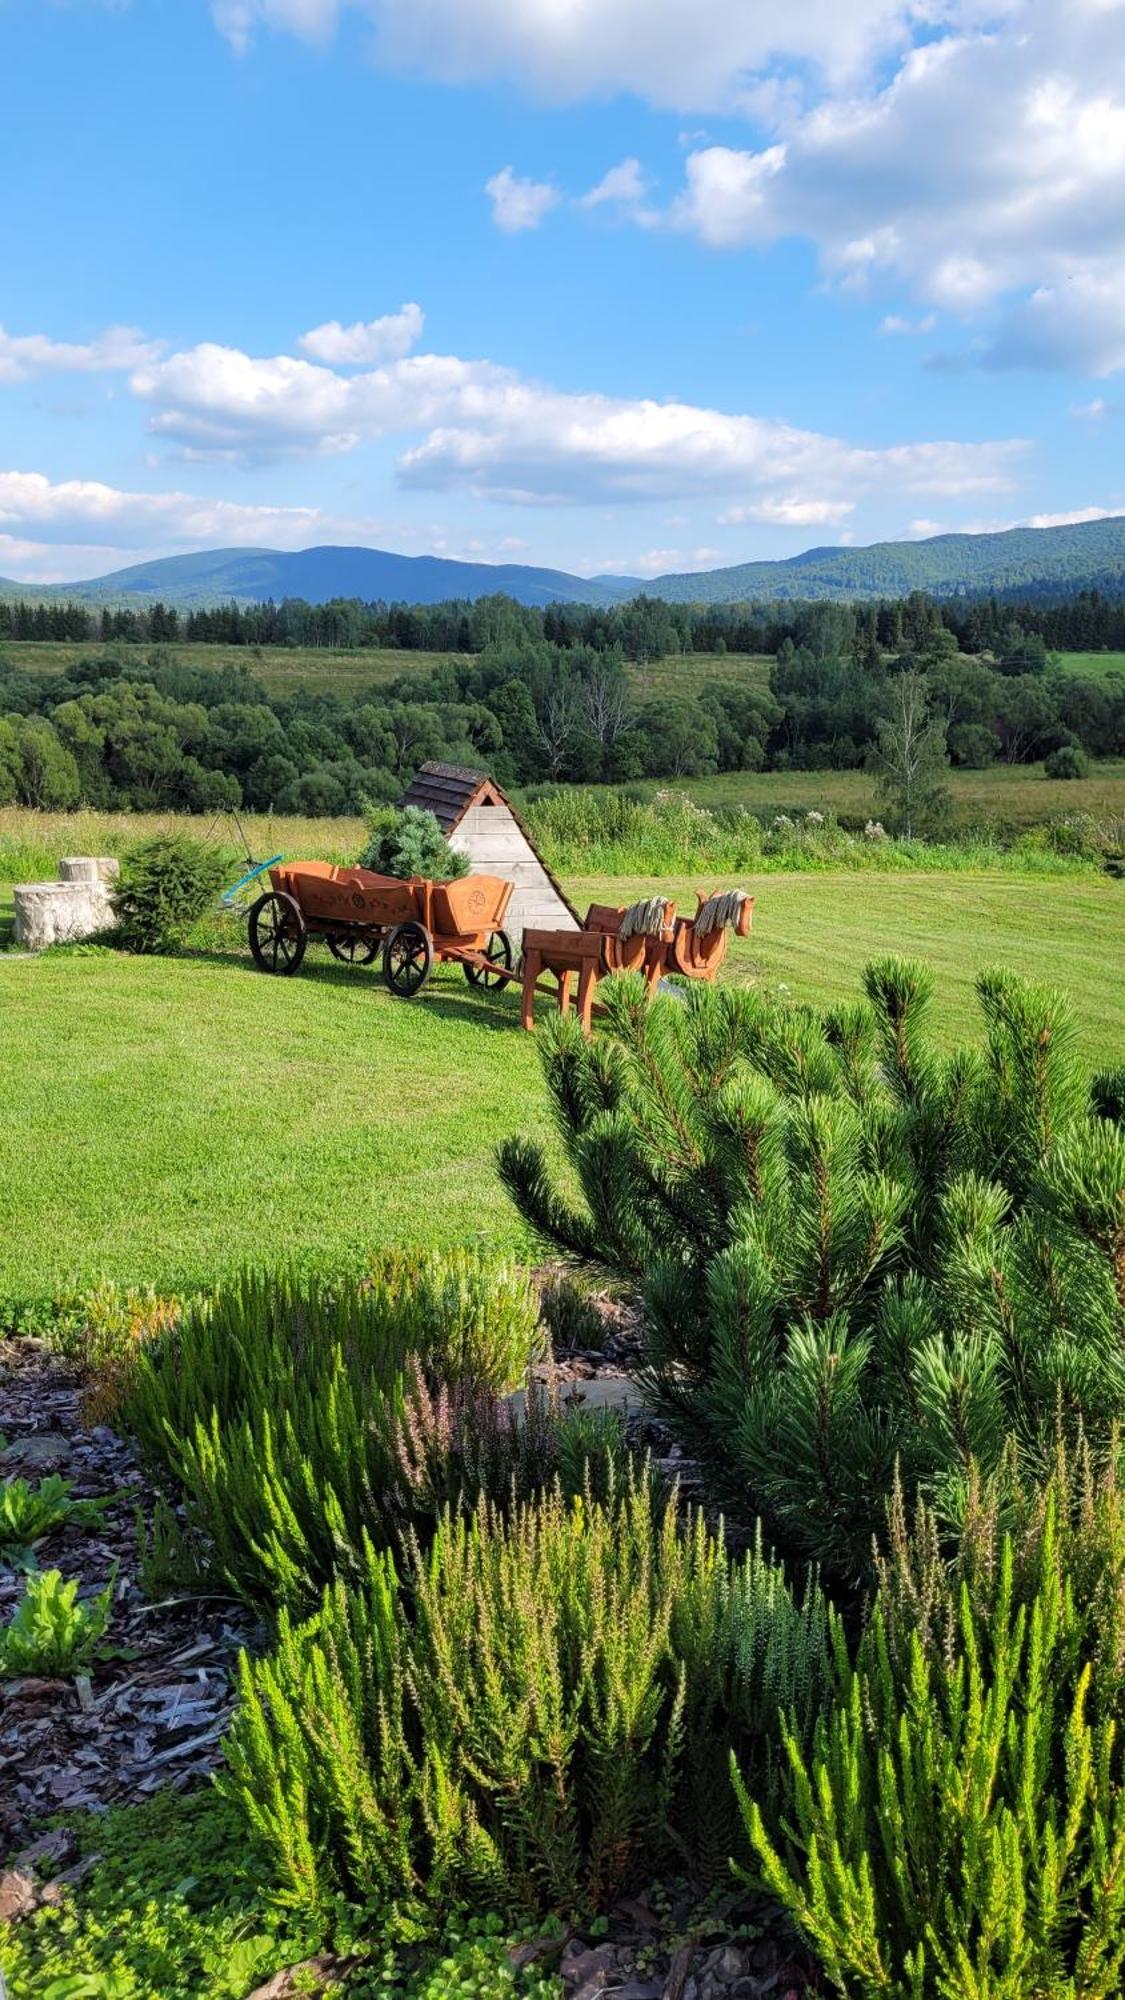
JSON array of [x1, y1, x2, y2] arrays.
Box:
[[328, 930, 380, 967], [383, 920, 434, 998], [464, 928, 514, 991], [248, 891, 307, 975]]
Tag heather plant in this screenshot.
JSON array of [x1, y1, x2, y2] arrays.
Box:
[[737, 1439, 1125, 1998], [220, 1478, 840, 1915], [500, 960, 1125, 1579], [392, 1367, 635, 1514], [123, 1256, 542, 1611]]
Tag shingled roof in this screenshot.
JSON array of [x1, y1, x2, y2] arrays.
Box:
[[397, 761, 495, 833]]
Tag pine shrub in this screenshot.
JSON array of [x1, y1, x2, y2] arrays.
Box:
[[737, 1438, 1125, 1998], [359, 804, 469, 880], [122, 1256, 542, 1611], [112, 833, 229, 953], [500, 961, 1125, 1579], [219, 1477, 840, 1915]]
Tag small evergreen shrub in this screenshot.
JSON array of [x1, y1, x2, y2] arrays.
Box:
[[112, 833, 229, 953], [220, 1478, 839, 1915], [0, 1566, 114, 1676], [500, 960, 1125, 1580], [122, 1257, 542, 1611], [360, 804, 469, 880], [536, 1273, 609, 1353], [737, 1440, 1125, 1999]]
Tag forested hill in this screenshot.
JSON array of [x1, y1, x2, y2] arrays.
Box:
[[647, 517, 1125, 604], [4, 514, 1125, 609]]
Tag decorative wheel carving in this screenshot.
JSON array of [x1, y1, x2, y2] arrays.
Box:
[[464, 929, 513, 990], [383, 921, 434, 998], [248, 891, 307, 975]]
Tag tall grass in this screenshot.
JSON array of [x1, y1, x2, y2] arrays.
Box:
[[522, 787, 1116, 878], [0, 806, 362, 885]]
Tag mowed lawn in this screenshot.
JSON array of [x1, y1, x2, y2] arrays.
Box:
[[2, 867, 1123, 1301]]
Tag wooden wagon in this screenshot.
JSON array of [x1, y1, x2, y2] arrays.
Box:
[[247, 862, 515, 998]]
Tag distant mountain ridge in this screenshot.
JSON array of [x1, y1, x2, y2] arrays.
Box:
[[5, 516, 1125, 610]]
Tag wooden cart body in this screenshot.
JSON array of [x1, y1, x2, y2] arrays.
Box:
[[268, 862, 513, 949], [248, 861, 515, 995], [521, 891, 755, 1033]]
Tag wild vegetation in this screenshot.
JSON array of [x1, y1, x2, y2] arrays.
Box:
[[2, 587, 1125, 817]]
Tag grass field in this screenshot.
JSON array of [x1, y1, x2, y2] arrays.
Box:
[[7, 636, 1116, 701], [623, 758, 1125, 829], [2, 852, 1123, 1302]]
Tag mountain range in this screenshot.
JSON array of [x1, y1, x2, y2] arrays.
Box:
[[4, 516, 1125, 610]]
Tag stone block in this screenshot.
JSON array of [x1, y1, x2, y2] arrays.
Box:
[[12, 880, 116, 951], [58, 856, 120, 883]]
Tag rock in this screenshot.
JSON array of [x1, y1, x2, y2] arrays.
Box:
[[0, 1432, 72, 1472], [12, 1827, 78, 1874], [715, 1948, 746, 1983], [58, 857, 119, 884], [12, 879, 115, 951], [0, 1869, 36, 1922], [507, 1935, 566, 1971]]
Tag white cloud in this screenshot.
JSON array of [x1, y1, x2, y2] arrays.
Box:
[[1071, 397, 1110, 420], [880, 312, 936, 335], [485, 166, 559, 233], [628, 546, 723, 576], [719, 497, 856, 526], [297, 302, 424, 364], [906, 518, 947, 538], [130, 331, 1028, 505], [0, 323, 161, 385], [211, 0, 991, 110], [579, 157, 650, 211], [646, 1, 1125, 376], [0, 468, 366, 551], [1025, 506, 1119, 528]]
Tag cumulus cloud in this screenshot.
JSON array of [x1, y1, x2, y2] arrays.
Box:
[[719, 497, 856, 526], [129, 329, 1027, 504], [1025, 506, 1120, 528], [880, 313, 936, 335], [297, 302, 424, 364], [0, 323, 161, 384], [211, 0, 986, 109], [0, 468, 367, 550], [579, 157, 650, 211], [485, 166, 559, 233]]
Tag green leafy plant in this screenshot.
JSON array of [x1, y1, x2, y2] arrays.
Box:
[[220, 1478, 838, 1916], [736, 1438, 1125, 1999], [500, 960, 1125, 1580], [1044, 743, 1091, 779], [111, 833, 229, 953], [359, 804, 469, 881], [0, 1567, 114, 1677], [0, 1474, 112, 1568], [123, 1257, 542, 1611]]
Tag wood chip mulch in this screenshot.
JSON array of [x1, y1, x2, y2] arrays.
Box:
[[0, 1338, 257, 1861]]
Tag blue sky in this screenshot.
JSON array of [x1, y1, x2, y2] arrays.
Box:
[[1, 0, 1123, 583]]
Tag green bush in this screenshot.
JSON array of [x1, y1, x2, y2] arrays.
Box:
[[0, 1566, 114, 1676], [1044, 743, 1091, 779], [737, 1440, 1125, 1998], [220, 1478, 839, 1915], [500, 960, 1125, 1581], [123, 1256, 543, 1611], [360, 804, 469, 880], [112, 833, 229, 953]]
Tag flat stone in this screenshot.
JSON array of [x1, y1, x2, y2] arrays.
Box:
[[0, 1431, 72, 1472]]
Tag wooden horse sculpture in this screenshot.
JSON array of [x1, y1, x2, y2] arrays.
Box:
[[521, 898, 675, 1034]]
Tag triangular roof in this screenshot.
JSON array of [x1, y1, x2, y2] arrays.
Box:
[[398, 761, 579, 925], [398, 760, 502, 832]]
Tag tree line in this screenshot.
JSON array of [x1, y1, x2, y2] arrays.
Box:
[[3, 583, 1125, 657], [0, 600, 1122, 818]]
